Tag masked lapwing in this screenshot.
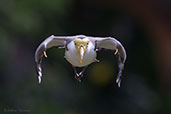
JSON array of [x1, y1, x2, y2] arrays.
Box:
[[35, 35, 126, 87]]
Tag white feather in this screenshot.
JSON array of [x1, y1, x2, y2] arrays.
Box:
[[65, 41, 96, 67]]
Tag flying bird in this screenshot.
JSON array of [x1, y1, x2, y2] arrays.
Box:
[[35, 35, 126, 87]]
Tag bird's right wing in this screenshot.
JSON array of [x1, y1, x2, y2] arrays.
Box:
[[91, 37, 127, 87], [35, 35, 74, 83]]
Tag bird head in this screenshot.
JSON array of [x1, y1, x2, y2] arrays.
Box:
[[74, 38, 89, 63]]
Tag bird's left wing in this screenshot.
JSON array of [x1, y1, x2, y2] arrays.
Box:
[[91, 37, 127, 87], [35, 35, 73, 84]]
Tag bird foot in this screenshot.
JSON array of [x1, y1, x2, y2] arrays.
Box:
[[94, 59, 100, 63], [75, 73, 83, 82]]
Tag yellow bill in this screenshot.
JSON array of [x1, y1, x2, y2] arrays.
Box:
[[79, 46, 85, 63]]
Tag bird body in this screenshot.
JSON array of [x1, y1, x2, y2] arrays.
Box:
[[35, 35, 126, 87]]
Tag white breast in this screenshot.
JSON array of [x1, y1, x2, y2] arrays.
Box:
[[65, 41, 97, 67]]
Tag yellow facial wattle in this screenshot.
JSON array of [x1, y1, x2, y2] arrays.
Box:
[[74, 38, 89, 63]]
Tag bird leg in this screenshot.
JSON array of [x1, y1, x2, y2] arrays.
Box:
[[73, 67, 81, 82], [73, 66, 87, 82]]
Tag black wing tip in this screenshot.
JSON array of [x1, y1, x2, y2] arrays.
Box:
[[38, 75, 42, 84], [35, 62, 43, 84], [116, 73, 122, 87]]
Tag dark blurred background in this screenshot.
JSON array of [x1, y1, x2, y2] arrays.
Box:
[[0, 0, 171, 114]]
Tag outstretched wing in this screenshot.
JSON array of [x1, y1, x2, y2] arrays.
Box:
[[93, 37, 127, 87], [35, 35, 73, 84]]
